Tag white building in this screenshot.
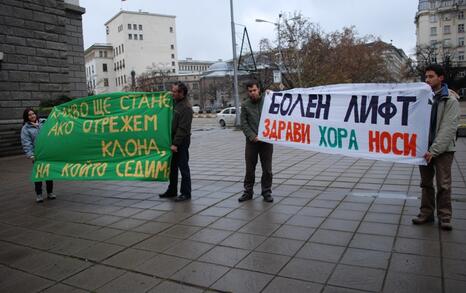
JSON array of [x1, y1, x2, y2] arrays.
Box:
[[84, 44, 115, 94], [416, 0, 466, 66], [178, 58, 216, 74], [104, 10, 178, 91]]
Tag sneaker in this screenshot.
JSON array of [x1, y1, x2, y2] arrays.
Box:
[[47, 193, 56, 200], [174, 194, 191, 202], [238, 193, 253, 202], [262, 194, 274, 203], [439, 218, 453, 231], [412, 214, 434, 225], [36, 194, 44, 203]]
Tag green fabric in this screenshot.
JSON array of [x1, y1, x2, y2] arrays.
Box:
[[240, 97, 264, 141], [32, 92, 173, 182]]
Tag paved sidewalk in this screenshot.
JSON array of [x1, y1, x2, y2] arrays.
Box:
[[1, 128, 465, 293]]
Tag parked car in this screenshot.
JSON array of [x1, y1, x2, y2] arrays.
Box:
[[192, 106, 200, 114], [217, 106, 240, 127]]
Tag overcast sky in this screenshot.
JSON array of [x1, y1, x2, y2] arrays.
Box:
[[80, 0, 419, 61]]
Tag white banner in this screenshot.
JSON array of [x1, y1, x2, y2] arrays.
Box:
[[258, 83, 433, 165]]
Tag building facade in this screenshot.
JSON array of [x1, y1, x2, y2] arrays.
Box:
[[104, 11, 178, 91], [0, 0, 87, 156], [84, 44, 115, 94], [416, 0, 466, 66], [178, 58, 215, 74]]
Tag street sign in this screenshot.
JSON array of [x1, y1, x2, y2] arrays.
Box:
[[273, 70, 282, 84]]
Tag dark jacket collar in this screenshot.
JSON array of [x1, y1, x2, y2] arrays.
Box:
[[435, 83, 449, 99]]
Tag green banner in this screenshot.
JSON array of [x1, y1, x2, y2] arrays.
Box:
[[32, 92, 173, 182]]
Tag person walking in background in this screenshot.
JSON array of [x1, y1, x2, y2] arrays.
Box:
[[159, 82, 193, 202], [412, 64, 460, 231], [20, 108, 56, 203], [238, 81, 274, 203]]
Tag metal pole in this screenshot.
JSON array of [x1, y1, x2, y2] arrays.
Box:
[[230, 0, 241, 127]]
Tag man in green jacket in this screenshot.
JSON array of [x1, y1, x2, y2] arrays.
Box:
[[238, 81, 273, 203], [412, 64, 460, 230], [160, 82, 193, 202]]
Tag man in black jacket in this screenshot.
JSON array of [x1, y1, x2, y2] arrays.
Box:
[[160, 82, 193, 202]]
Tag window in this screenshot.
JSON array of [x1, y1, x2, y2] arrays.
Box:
[[139, 34, 143, 40], [444, 25, 451, 34], [122, 59, 125, 68], [459, 37, 465, 46], [103, 63, 107, 72], [99, 50, 103, 57], [444, 13, 451, 21], [115, 78, 118, 86], [172, 69, 176, 73], [172, 61, 175, 66], [139, 24, 143, 30], [170, 27, 174, 33], [91, 65, 94, 74], [134, 34, 138, 40], [93, 79, 95, 88], [223, 109, 230, 114], [429, 15, 437, 23], [128, 24, 131, 30], [171, 54, 175, 59], [106, 26, 109, 35], [459, 51, 465, 61], [133, 24, 137, 30], [171, 44, 174, 49], [114, 63, 116, 71], [459, 24, 465, 33], [231, 108, 236, 114], [128, 34, 132, 39], [124, 75, 126, 83], [193, 83, 198, 89], [444, 38, 451, 47], [114, 48, 117, 56], [431, 40, 438, 48], [104, 78, 109, 86], [459, 11, 465, 20], [121, 44, 124, 52], [430, 27, 437, 36], [104, 51, 108, 58]]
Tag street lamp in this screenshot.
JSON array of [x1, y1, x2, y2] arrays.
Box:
[[256, 15, 283, 73], [229, 0, 241, 127]]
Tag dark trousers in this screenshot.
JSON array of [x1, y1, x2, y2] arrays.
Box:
[[419, 152, 454, 220], [244, 140, 273, 196], [167, 142, 191, 196], [35, 181, 53, 195]]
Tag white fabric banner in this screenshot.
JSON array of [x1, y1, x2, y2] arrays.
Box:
[[258, 83, 433, 165]]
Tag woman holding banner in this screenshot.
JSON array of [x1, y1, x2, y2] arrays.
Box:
[[20, 108, 56, 203]]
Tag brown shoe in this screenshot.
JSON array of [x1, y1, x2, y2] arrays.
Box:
[[412, 214, 434, 225], [439, 218, 453, 231]]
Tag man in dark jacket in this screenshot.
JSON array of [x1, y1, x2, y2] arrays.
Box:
[[238, 81, 273, 203], [412, 64, 460, 230], [160, 82, 193, 202]]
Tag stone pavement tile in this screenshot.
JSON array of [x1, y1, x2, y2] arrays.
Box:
[[238, 221, 281, 236], [147, 280, 203, 293], [280, 197, 311, 206], [188, 228, 232, 244], [199, 246, 249, 267], [340, 248, 390, 269], [393, 237, 440, 256], [208, 217, 248, 231], [131, 209, 166, 221], [383, 271, 442, 293], [104, 231, 151, 247], [0, 264, 53, 293], [268, 204, 303, 215], [63, 264, 125, 291], [364, 212, 400, 224], [296, 242, 346, 263], [51, 237, 97, 255], [397, 224, 439, 240], [286, 215, 325, 228], [445, 278, 466, 293], [369, 204, 403, 214], [171, 261, 229, 287], [160, 224, 201, 239], [74, 242, 125, 262], [134, 235, 181, 252], [96, 272, 161, 293], [349, 233, 394, 252], [132, 221, 171, 234], [442, 241, 466, 260], [322, 286, 364, 293], [338, 202, 371, 211], [272, 224, 315, 241], [108, 218, 146, 230], [211, 268, 273, 293], [279, 258, 335, 283], [357, 222, 398, 237], [307, 199, 340, 209], [221, 232, 267, 250], [298, 206, 334, 217], [225, 208, 262, 221], [255, 237, 304, 256], [262, 277, 323, 293], [130, 200, 161, 209], [152, 211, 192, 224], [389, 253, 441, 277], [236, 251, 290, 274], [441, 228, 466, 244], [329, 209, 366, 221], [321, 218, 360, 232], [103, 248, 157, 270], [80, 227, 124, 241], [443, 258, 466, 281], [111, 207, 144, 217], [309, 229, 354, 247], [255, 211, 293, 224], [0, 242, 35, 266], [136, 254, 190, 278], [199, 206, 233, 217], [164, 239, 213, 259], [41, 283, 87, 293], [181, 215, 219, 227], [328, 264, 385, 292]]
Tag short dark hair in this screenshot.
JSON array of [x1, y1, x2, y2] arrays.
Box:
[[246, 80, 260, 89], [425, 64, 445, 77], [22, 108, 37, 124], [173, 82, 188, 97]]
